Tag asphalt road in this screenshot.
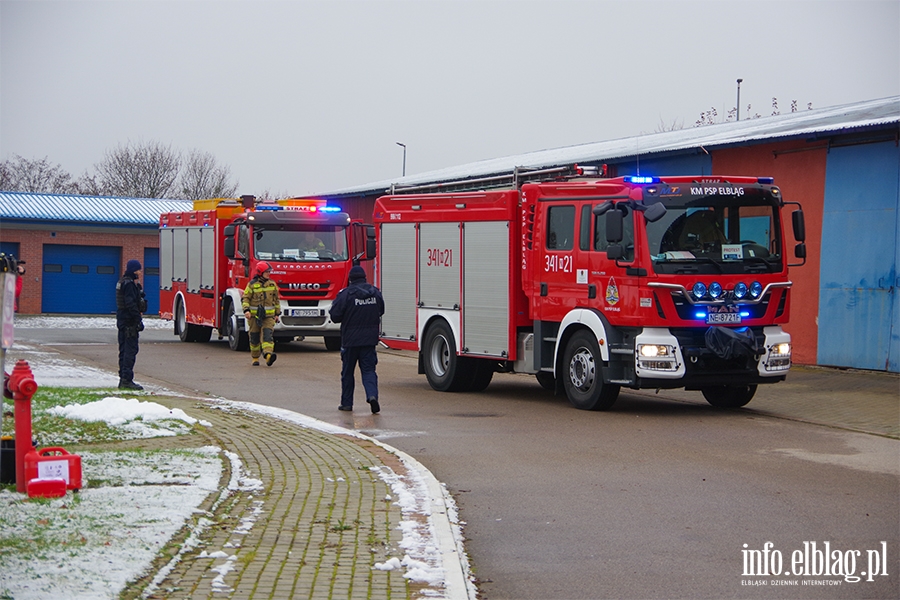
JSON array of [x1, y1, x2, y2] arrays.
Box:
[[10, 321, 900, 599]]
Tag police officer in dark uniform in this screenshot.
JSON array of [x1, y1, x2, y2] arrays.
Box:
[[116, 259, 146, 390], [329, 265, 384, 413]]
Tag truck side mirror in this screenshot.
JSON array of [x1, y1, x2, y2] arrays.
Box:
[[795, 243, 807, 259], [223, 224, 236, 259], [606, 209, 623, 243], [606, 244, 624, 260], [643, 202, 667, 223], [366, 238, 377, 260], [792, 209, 806, 242], [593, 201, 613, 216]]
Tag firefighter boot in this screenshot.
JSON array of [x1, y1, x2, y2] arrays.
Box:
[[265, 352, 277, 366], [251, 357, 260, 366]]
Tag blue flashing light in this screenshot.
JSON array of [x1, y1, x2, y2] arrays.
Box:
[[740, 311, 750, 318], [692, 282, 707, 300], [319, 206, 342, 213], [255, 205, 283, 211], [695, 311, 707, 319], [749, 281, 763, 299], [626, 176, 659, 184], [709, 282, 723, 299], [757, 177, 774, 185], [733, 282, 748, 299]]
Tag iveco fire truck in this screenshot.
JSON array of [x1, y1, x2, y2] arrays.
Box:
[[160, 195, 375, 351], [373, 166, 806, 410]]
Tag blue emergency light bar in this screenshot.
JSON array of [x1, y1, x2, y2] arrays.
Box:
[[319, 206, 342, 213], [625, 176, 660, 184]]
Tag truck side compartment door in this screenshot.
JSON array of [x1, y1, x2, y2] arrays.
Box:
[[380, 222, 418, 341]]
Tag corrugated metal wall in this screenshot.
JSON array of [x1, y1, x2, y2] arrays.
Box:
[[817, 141, 899, 371]]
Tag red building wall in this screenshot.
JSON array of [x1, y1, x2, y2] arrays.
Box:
[[2, 227, 158, 315], [712, 141, 827, 365]]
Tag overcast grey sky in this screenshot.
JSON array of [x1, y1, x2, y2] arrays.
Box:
[[2, 0, 898, 197]]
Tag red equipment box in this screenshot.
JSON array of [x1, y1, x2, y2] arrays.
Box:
[[23, 447, 82, 491], [26, 478, 67, 499]]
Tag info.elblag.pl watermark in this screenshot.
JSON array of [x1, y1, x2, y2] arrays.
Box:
[[741, 541, 889, 586]]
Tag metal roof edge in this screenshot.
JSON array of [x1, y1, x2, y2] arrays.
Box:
[[315, 95, 900, 198]]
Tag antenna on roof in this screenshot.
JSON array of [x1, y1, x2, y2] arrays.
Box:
[[636, 136, 641, 177]]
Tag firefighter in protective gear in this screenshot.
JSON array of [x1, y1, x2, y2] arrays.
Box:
[[242, 262, 282, 366]]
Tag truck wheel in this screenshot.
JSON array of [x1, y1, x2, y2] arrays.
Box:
[[176, 299, 213, 343], [562, 330, 620, 411], [324, 337, 342, 351], [175, 299, 190, 342], [225, 303, 249, 352], [701, 385, 757, 408], [422, 320, 470, 392]]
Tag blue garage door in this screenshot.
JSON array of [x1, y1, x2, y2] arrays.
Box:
[[42, 245, 121, 314], [818, 141, 899, 372], [143, 247, 160, 315], [0, 242, 20, 261]]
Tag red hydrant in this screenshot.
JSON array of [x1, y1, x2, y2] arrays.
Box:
[[8, 360, 38, 493]]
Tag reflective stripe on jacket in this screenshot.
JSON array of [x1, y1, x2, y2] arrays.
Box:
[[242, 277, 281, 317]]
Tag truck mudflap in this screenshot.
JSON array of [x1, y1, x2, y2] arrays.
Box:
[[631, 326, 791, 389]]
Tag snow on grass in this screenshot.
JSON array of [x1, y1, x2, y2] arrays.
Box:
[[0, 448, 223, 600], [3, 319, 476, 599]]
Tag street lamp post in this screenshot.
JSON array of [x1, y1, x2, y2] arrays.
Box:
[[396, 142, 407, 177], [736, 78, 743, 121]]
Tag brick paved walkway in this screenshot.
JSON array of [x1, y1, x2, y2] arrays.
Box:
[[121, 396, 432, 600]]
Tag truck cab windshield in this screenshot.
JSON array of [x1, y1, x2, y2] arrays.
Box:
[[647, 198, 781, 275], [254, 226, 349, 262]]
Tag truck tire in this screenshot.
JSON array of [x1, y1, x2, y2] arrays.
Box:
[[176, 299, 213, 343], [422, 320, 471, 392], [701, 384, 757, 408], [562, 329, 620, 411], [225, 303, 249, 352], [324, 336, 342, 351]]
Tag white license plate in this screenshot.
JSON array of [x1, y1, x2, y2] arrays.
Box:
[[707, 312, 742, 324], [290, 309, 320, 317]]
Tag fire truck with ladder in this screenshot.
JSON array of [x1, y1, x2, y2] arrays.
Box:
[[373, 165, 806, 410], [159, 195, 375, 351]]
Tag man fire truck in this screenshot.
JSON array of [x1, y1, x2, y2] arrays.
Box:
[[160, 195, 375, 351], [373, 166, 806, 410]]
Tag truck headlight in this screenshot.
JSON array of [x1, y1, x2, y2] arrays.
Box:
[[766, 342, 791, 371], [637, 344, 677, 371]]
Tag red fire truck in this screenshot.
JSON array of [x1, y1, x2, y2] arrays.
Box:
[[373, 166, 806, 410], [159, 195, 375, 351]]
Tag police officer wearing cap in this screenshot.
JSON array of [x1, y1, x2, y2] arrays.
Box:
[[116, 259, 147, 390], [329, 265, 385, 413]]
